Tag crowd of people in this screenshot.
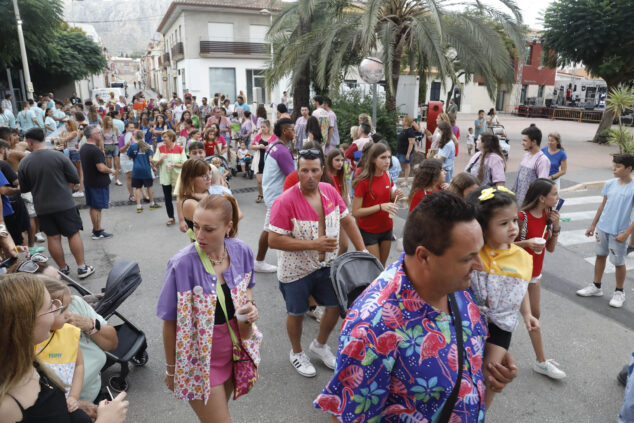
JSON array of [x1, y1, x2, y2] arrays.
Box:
[[0, 88, 633, 423]]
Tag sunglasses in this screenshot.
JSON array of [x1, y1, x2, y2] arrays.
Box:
[[298, 149, 321, 157], [38, 298, 63, 317], [16, 253, 49, 274]]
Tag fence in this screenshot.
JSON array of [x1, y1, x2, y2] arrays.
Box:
[[512, 105, 604, 123]]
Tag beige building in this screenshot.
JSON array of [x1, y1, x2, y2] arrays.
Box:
[[153, 0, 288, 104]]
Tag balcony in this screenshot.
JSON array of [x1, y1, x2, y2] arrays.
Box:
[[162, 52, 171, 66], [199, 40, 270, 57], [171, 42, 184, 61]]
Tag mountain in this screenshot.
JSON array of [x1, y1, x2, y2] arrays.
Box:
[[62, 0, 172, 55]]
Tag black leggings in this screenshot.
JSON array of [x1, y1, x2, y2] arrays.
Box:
[[162, 185, 174, 219]]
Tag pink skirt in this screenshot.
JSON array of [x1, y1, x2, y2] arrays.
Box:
[[209, 319, 238, 387]]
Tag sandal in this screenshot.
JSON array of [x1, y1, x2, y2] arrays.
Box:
[[129, 195, 136, 202], [166, 218, 175, 226], [256, 195, 263, 203]]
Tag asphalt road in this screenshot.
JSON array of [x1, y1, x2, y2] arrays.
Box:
[[56, 113, 632, 422]]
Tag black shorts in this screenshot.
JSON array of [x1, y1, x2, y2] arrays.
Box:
[[38, 207, 83, 237], [6, 196, 31, 245], [487, 322, 512, 350], [359, 228, 393, 246], [131, 178, 153, 188]]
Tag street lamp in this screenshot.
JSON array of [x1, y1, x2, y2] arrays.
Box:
[[359, 57, 384, 127], [11, 0, 33, 100]]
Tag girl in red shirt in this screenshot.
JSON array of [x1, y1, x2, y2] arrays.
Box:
[[327, 148, 350, 255], [514, 178, 565, 380], [352, 143, 403, 266], [408, 159, 447, 212]]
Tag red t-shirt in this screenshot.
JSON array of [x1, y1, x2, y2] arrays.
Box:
[[409, 189, 435, 212], [329, 173, 342, 196], [517, 210, 548, 277], [354, 172, 393, 233], [283, 170, 299, 191], [204, 135, 226, 157]]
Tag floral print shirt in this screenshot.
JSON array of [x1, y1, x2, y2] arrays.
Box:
[[156, 238, 262, 403], [315, 254, 487, 422]]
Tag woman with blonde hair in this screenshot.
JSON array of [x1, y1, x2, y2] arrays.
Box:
[[102, 115, 121, 186], [0, 274, 128, 423], [426, 112, 458, 158], [358, 113, 374, 134], [158, 195, 261, 422], [56, 118, 84, 196]]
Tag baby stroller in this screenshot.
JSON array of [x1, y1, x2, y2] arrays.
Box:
[[330, 251, 384, 318], [58, 259, 148, 392], [232, 151, 255, 179], [206, 154, 233, 183], [489, 125, 511, 159]]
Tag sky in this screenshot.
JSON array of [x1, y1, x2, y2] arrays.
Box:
[[520, 0, 554, 29]]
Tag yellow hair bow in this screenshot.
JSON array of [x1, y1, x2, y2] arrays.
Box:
[[478, 186, 515, 202]]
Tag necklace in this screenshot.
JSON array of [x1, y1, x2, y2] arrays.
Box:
[[208, 246, 227, 265]]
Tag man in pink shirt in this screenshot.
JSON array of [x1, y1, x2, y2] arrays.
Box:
[[512, 124, 551, 205], [268, 149, 365, 378]]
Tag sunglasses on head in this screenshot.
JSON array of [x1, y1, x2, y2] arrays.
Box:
[[298, 149, 321, 157]]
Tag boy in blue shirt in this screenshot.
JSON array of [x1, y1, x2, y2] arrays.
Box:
[[578, 154, 634, 308]]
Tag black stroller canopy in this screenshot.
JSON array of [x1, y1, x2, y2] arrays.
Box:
[[330, 252, 384, 318], [95, 259, 142, 319]]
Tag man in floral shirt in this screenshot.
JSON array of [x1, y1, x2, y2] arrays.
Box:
[[315, 192, 518, 422]]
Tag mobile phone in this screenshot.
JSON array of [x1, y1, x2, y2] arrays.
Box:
[[556, 198, 565, 211]]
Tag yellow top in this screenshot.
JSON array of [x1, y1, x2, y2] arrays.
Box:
[[478, 243, 533, 282]]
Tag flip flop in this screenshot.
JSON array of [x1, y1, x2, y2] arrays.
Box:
[[256, 195, 263, 203], [166, 218, 175, 226]]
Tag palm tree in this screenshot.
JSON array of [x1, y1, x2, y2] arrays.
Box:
[[267, 0, 525, 112], [605, 87, 634, 153]]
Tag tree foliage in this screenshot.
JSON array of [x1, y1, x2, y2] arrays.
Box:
[[267, 0, 524, 113], [0, 0, 106, 93]]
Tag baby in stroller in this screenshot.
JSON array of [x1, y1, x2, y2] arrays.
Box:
[[235, 139, 254, 179]]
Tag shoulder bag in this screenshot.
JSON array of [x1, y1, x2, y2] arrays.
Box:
[[437, 293, 465, 422]]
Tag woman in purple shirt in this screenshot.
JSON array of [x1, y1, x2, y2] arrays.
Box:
[[157, 194, 262, 421]]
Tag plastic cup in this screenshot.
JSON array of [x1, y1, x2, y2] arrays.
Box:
[[236, 311, 249, 322], [388, 205, 398, 219], [326, 227, 338, 238], [531, 237, 546, 253]]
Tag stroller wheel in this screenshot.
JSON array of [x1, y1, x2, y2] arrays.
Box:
[[131, 350, 149, 367], [108, 375, 129, 392]]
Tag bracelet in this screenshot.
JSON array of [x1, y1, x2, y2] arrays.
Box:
[[552, 229, 561, 234], [166, 363, 176, 368], [165, 370, 175, 377], [246, 299, 256, 307]]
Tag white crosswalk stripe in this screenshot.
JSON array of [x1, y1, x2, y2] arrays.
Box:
[[557, 195, 601, 247], [558, 229, 592, 246], [560, 210, 596, 222], [562, 196, 603, 206], [584, 256, 634, 274]]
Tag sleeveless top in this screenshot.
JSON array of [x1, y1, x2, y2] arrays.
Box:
[[10, 362, 90, 423], [103, 129, 117, 145]]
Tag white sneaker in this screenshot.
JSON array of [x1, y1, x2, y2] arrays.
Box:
[[395, 237, 404, 252], [289, 351, 316, 377], [34, 233, 45, 243], [576, 284, 603, 297], [309, 340, 336, 370], [306, 306, 323, 322], [72, 191, 84, 198], [533, 359, 566, 379], [609, 291, 626, 308], [254, 260, 277, 273]]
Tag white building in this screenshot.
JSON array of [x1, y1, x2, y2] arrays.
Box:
[[65, 23, 109, 101], [155, 0, 288, 105]]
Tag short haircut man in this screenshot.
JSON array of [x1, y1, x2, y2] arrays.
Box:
[[24, 128, 44, 143], [359, 123, 371, 137], [313, 95, 324, 106], [273, 118, 294, 138], [521, 125, 542, 146]]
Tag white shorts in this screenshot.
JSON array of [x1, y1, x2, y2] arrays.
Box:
[[529, 275, 542, 284], [263, 207, 271, 232]]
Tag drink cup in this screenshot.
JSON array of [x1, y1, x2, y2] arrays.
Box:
[[388, 204, 398, 219], [531, 237, 546, 253], [236, 311, 249, 322], [326, 226, 338, 239]]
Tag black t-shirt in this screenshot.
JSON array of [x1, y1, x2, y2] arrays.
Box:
[[79, 144, 110, 188], [397, 127, 418, 155], [0, 160, 18, 186]]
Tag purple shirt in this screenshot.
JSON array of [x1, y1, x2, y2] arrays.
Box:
[[262, 140, 295, 207]]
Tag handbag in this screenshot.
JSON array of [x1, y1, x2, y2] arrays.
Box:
[[194, 242, 258, 400], [437, 293, 465, 422]]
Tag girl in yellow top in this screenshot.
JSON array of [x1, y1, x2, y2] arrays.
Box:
[[467, 186, 537, 409], [34, 278, 85, 417]]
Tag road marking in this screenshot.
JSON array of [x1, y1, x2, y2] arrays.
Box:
[[560, 210, 596, 221], [584, 255, 634, 274], [558, 229, 593, 246], [562, 196, 603, 206]]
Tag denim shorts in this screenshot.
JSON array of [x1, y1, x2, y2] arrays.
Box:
[[85, 186, 110, 210], [104, 144, 119, 158], [595, 229, 627, 266], [278, 267, 338, 315], [396, 153, 411, 164], [68, 149, 80, 162]]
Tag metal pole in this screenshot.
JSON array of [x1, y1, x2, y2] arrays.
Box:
[[12, 0, 34, 100], [372, 83, 377, 128]]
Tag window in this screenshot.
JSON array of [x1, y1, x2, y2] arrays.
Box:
[[246, 69, 266, 104], [520, 84, 528, 104], [537, 85, 544, 99], [208, 23, 234, 42], [209, 68, 236, 101], [181, 68, 186, 93], [249, 25, 268, 43], [179, 25, 182, 42], [525, 45, 533, 65]]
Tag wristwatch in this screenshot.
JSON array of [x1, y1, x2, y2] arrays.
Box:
[[86, 318, 101, 336]]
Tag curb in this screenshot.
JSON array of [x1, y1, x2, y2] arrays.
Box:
[[560, 180, 607, 193]]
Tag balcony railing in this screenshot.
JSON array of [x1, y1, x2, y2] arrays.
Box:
[[200, 40, 270, 56], [171, 42, 184, 61], [162, 52, 171, 66]]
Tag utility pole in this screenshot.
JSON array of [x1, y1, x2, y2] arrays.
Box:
[[12, 0, 34, 100]]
